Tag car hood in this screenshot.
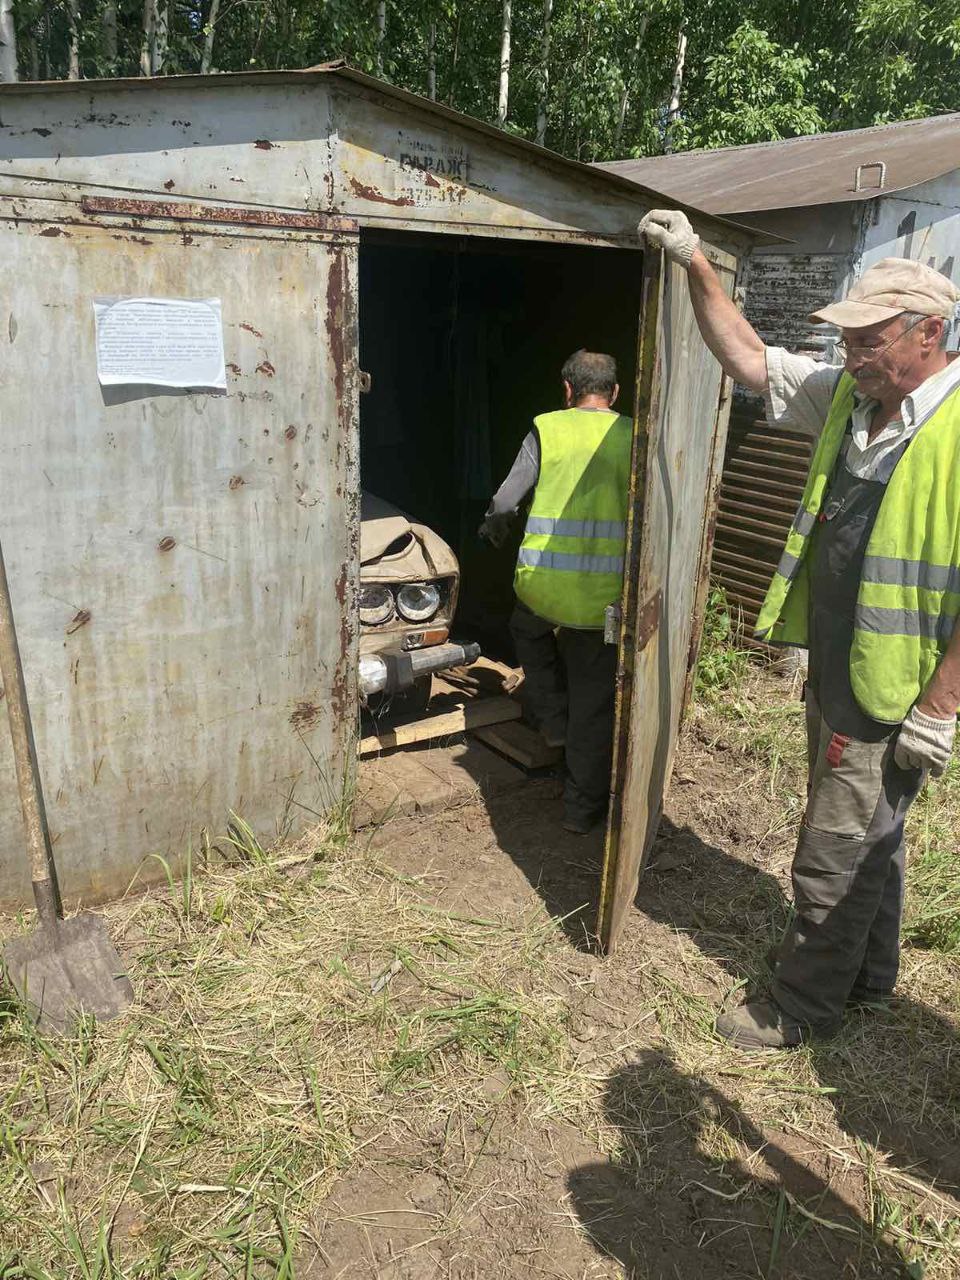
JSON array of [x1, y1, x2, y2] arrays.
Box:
[[360, 492, 459, 581]]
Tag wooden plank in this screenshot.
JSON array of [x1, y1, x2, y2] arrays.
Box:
[[359, 695, 521, 756], [352, 739, 525, 829], [472, 720, 563, 769]]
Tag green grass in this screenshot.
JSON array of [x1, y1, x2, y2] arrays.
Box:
[[0, 836, 577, 1279]]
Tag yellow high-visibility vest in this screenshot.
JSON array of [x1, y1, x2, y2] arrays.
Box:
[[514, 408, 632, 628]]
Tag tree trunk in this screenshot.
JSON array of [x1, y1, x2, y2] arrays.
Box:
[[155, 0, 169, 71], [535, 0, 552, 146], [141, 0, 157, 75], [375, 0, 386, 77], [614, 11, 648, 152], [497, 0, 511, 127], [102, 0, 118, 71], [0, 0, 17, 82], [66, 0, 81, 79], [201, 0, 220, 73], [427, 19, 436, 99], [664, 27, 687, 151]]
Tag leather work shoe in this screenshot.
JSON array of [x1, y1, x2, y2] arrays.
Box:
[[715, 999, 809, 1049]]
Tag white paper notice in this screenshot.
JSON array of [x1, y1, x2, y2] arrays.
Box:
[[93, 296, 226, 390]]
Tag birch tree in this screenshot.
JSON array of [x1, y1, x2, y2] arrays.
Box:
[[201, 0, 220, 73], [0, 0, 17, 82], [535, 0, 552, 146], [664, 26, 686, 150], [497, 0, 511, 127], [102, 0, 118, 71], [375, 0, 386, 76]]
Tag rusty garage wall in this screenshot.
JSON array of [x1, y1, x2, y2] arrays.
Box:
[[0, 67, 751, 910], [0, 66, 709, 249], [0, 193, 360, 909]]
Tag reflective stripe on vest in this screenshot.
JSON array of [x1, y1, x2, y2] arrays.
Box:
[[514, 407, 632, 628], [517, 547, 625, 574], [524, 516, 627, 540], [754, 370, 960, 722]]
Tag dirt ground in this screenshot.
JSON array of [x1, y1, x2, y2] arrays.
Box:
[[303, 704, 960, 1280]]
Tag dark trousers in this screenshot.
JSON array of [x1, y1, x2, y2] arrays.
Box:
[[509, 601, 617, 823], [772, 686, 923, 1029]]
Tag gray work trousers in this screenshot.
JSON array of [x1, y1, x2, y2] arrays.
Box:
[[772, 687, 924, 1030], [509, 601, 616, 823]]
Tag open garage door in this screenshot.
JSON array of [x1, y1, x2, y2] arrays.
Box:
[[599, 246, 738, 953]]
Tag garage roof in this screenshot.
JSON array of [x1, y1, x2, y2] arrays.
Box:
[[600, 112, 960, 214]]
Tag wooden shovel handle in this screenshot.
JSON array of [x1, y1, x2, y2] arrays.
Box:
[[0, 536, 61, 929]]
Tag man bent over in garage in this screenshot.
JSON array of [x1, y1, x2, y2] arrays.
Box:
[[480, 350, 631, 835], [640, 208, 960, 1048]]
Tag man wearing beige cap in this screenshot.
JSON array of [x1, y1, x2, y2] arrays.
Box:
[[639, 209, 960, 1049]]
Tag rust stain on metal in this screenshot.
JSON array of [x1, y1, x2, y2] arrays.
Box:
[[181, 232, 195, 246], [240, 322, 263, 339], [163, 179, 176, 190], [39, 226, 70, 237], [636, 590, 662, 653], [424, 172, 441, 189], [254, 139, 274, 150], [284, 425, 297, 441], [348, 177, 415, 208], [226, 361, 241, 375], [290, 701, 322, 731], [80, 196, 358, 234], [66, 609, 92, 635], [334, 565, 347, 606], [256, 360, 276, 377], [157, 536, 176, 553], [229, 475, 245, 490], [325, 252, 347, 406]]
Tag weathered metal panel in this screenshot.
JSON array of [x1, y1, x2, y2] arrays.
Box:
[[713, 415, 813, 631], [598, 246, 738, 951], [0, 194, 359, 908], [858, 170, 960, 288], [0, 75, 751, 254]]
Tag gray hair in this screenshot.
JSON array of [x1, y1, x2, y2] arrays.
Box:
[[561, 350, 618, 402], [901, 310, 950, 349]]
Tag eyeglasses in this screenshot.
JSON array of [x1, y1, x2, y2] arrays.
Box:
[[835, 316, 926, 363]]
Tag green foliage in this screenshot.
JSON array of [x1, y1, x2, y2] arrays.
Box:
[[673, 21, 824, 149], [693, 584, 750, 700], [5, 1, 960, 166]]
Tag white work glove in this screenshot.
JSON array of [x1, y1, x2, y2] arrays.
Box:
[[637, 209, 700, 268], [894, 705, 957, 778]]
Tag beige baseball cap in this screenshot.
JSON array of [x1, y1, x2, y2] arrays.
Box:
[[809, 257, 960, 329]]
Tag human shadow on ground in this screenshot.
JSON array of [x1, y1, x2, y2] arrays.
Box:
[[639, 816, 960, 1199], [567, 1048, 909, 1280]]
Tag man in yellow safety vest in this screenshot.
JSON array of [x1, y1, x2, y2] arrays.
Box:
[[640, 208, 960, 1049], [480, 350, 632, 834]]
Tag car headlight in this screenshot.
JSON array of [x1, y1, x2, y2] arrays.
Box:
[[396, 582, 441, 622], [359, 584, 394, 625]]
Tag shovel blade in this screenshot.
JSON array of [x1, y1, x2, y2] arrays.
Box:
[[3, 913, 134, 1034]]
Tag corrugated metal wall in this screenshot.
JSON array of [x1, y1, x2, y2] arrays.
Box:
[[713, 411, 812, 632]]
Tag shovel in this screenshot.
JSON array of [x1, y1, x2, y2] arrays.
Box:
[[0, 537, 133, 1034]]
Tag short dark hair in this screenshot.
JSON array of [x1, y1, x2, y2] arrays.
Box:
[[561, 349, 618, 402]]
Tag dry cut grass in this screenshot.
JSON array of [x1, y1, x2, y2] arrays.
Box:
[[0, 827, 583, 1278]]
